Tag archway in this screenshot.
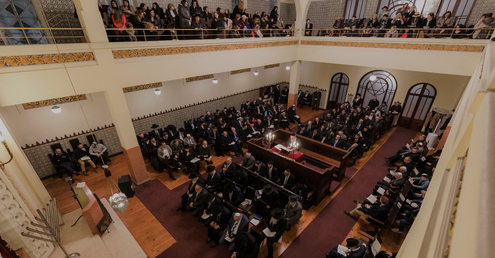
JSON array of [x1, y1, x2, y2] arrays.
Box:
[[356, 70, 397, 110], [399, 83, 437, 130], [327, 73, 349, 109]]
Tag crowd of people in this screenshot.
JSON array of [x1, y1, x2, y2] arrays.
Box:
[[50, 141, 111, 180], [100, 0, 293, 41], [311, 4, 494, 39], [99, 1, 494, 41]]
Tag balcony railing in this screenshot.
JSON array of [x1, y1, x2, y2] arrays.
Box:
[[0, 27, 86, 45]]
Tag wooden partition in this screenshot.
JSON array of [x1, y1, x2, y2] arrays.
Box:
[[247, 138, 335, 205], [274, 129, 350, 181]]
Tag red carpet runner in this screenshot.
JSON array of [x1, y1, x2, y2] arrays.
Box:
[[279, 127, 417, 258]]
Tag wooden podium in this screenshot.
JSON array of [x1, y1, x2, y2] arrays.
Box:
[[73, 184, 109, 235]]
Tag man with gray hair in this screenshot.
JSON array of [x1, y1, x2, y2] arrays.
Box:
[[241, 152, 256, 170], [375, 170, 405, 193], [217, 212, 249, 250], [89, 141, 110, 165]]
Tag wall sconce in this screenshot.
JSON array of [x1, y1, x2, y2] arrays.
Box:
[[51, 105, 61, 114], [212, 78, 218, 84], [285, 65, 290, 70], [0, 131, 13, 169], [254, 70, 259, 76], [154, 88, 161, 95]]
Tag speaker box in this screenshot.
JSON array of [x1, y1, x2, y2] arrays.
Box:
[[118, 175, 134, 198]]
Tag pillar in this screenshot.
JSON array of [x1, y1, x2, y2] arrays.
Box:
[[287, 60, 301, 108], [73, 0, 109, 43], [104, 89, 149, 185], [0, 115, 51, 214]]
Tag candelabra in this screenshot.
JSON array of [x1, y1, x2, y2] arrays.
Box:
[[0, 131, 13, 170], [289, 141, 299, 160], [266, 132, 274, 148]]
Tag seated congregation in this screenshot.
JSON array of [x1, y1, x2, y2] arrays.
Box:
[[121, 81, 439, 257]]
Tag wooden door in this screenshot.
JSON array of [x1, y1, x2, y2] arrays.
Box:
[[327, 73, 349, 110], [399, 83, 437, 130]]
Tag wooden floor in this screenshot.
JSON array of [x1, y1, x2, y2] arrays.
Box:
[[42, 106, 403, 258]]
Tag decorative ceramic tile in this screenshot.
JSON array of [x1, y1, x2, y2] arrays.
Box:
[[0, 52, 95, 67], [230, 68, 251, 75], [264, 63, 280, 69], [123, 82, 163, 93], [185, 74, 214, 82], [300, 40, 485, 52], [22, 94, 87, 109], [112, 41, 298, 59]]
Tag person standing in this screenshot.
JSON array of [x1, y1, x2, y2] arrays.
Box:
[[312, 88, 322, 110], [264, 208, 287, 258], [284, 195, 302, 231]]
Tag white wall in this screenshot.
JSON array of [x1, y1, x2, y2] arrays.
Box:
[[0, 66, 288, 147], [124, 65, 289, 118], [298, 61, 470, 110], [0, 92, 114, 147]]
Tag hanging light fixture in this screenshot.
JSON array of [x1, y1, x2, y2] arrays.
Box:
[[51, 105, 61, 114], [286, 65, 290, 70], [370, 75, 377, 81], [154, 88, 161, 95], [104, 165, 129, 213], [212, 78, 218, 84], [254, 70, 259, 76]]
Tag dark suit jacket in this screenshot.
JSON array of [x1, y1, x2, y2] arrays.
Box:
[[190, 188, 209, 209], [186, 177, 206, 194], [224, 185, 244, 207], [328, 138, 345, 148], [225, 213, 249, 237], [206, 172, 222, 192], [266, 212, 287, 241], [261, 166, 279, 182], [222, 162, 237, 180], [261, 190, 280, 208], [233, 232, 259, 258], [280, 173, 296, 190], [150, 129, 163, 140], [304, 23, 313, 36], [207, 130, 221, 144], [366, 203, 391, 222]]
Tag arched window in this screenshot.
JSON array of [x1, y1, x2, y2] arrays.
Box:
[[356, 70, 397, 109], [399, 83, 437, 130], [327, 73, 349, 109]]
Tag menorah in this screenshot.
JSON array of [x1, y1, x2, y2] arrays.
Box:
[[22, 199, 80, 258]]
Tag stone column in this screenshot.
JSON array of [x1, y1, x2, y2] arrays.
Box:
[[104, 89, 149, 185], [287, 60, 301, 108], [73, 0, 108, 43]]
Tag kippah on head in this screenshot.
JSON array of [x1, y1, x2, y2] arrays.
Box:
[[234, 212, 242, 218]]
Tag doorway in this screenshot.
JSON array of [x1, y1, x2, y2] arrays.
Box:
[[399, 83, 437, 130], [327, 73, 349, 110]]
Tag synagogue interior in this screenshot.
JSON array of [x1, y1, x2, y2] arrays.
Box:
[[0, 0, 494, 258]]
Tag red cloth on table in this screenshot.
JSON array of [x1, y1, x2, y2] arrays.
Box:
[[271, 146, 305, 162]]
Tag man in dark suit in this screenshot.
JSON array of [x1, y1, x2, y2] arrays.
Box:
[[230, 127, 244, 156], [274, 84, 281, 104], [312, 89, 322, 110], [221, 131, 241, 157], [185, 183, 210, 217], [208, 127, 222, 156], [206, 165, 222, 193], [299, 91, 311, 108], [218, 212, 249, 251], [223, 183, 244, 207], [288, 105, 301, 124], [221, 157, 236, 181], [199, 195, 223, 224], [259, 184, 280, 217], [178, 173, 206, 211], [264, 208, 287, 258], [232, 232, 259, 258], [149, 124, 163, 140], [328, 134, 345, 148], [253, 160, 267, 175], [297, 125, 307, 137], [206, 205, 232, 248], [280, 169, 296, 191], [326, 238, 367, 258], [305, 19, 313, 36], [261, 161, 280, 182]]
